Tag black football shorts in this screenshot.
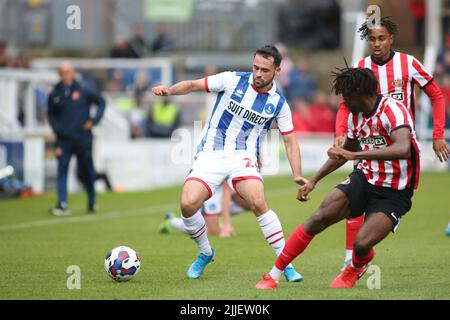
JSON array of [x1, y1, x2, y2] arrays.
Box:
[[336, 169, 413, 232]]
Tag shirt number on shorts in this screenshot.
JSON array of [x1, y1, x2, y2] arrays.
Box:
[[242, 157, 259, 170]]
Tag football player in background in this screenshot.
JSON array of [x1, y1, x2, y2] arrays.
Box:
[[334, 17, 449, 270], [159, 179, 249, 237]]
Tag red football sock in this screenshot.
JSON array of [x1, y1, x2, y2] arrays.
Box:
[[346, 215, 364, 250], [352, 248, 375, 269], [275, 224, 314, 270]]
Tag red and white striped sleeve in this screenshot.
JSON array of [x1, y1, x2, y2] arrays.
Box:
[[409, 55, 433, 88]]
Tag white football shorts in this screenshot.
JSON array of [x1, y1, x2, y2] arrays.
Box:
[[201, 179, 245, 216], [185, 150, 263, 199]]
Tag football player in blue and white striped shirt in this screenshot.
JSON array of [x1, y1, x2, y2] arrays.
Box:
[[152, 45, 308, 281]]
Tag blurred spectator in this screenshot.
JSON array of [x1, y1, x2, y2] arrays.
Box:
[[129, 106, 147, 138], [14, 54, 30, 69], [328, 92, 340, 111], [148, 96, 181, 138], [0, 42, 29, 69], [110, 36, 137, 58], [274, 42, 294, 91], [291, 98, 311, 133], [128, 24, 148, 58], [127, 71, 152, 138], [151, 24, 175, 54], [204, 65, 218, 77], [410, 0, 425, 47], [436, 35, 450, 82], [291, 92, 337, 134], [113, 95, 135, 114], [131, 70, 151, 103], [442, 50, 450, 76], [286, 59, 317, 103], [0, 42, 6, 66], [306, 91, 336, 133], [80, 67, 102, 93], [437, 34, 450, 63], [443, 0, 450, 37], [105, 70, 125, 92]]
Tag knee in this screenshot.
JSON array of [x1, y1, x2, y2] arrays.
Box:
[[180, 193, 202, 215], [305, 210, 333, 235], [247, 196, 268, 214]]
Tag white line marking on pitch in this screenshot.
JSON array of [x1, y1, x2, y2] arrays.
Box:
[[0, 186, 298, 231], [0, 204, 176, 231]]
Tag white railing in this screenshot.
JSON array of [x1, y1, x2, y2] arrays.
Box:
[[0, 68, 59, 138]]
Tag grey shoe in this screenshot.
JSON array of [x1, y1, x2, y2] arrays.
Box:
[[49, 203, 71, 216]]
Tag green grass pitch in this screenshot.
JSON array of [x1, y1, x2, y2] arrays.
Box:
[[1, 171, 449, 300]]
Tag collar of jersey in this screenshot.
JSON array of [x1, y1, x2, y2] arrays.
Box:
[[370, 50, 396, 66]]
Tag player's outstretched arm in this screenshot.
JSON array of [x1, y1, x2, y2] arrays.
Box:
[[298, 138, 359, 202], [152, 78, 205, 96], [282, 133, 308, 186]]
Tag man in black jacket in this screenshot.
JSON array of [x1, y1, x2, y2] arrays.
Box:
[[47, 62, 106, 215]]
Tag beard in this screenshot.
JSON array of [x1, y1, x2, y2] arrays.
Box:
[[253, 75, 275, 89]]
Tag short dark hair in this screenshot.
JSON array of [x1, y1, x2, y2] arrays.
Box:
[[332, 66, 378, 98], [358, 16, 398, 40], [254, 45, 282, 67]]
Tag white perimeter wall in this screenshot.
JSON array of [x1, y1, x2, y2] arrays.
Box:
[[21, 134, 449, 194]]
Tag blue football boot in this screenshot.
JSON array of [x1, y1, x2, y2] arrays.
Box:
[[284, 265, 304, 282], [186, 248, 215, 279]]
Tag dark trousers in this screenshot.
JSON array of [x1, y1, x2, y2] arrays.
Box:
[[56, 135, 96, 206], [77, 168, 113, 191]]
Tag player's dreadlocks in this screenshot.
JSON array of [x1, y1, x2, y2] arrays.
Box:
[[358, 16, 398, 40], [332, 66, 378, 97]]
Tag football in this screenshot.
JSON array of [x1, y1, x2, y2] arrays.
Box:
[[104, 246, 141, 281]]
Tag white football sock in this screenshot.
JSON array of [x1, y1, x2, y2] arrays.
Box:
[[345, 249, 353, 262], [182, 210, 213, 256], [269, 265, 283, 282], [170, 217, 187, 233], [257, 209, 293, 269]]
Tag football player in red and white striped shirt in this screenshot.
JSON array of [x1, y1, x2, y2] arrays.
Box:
[[255, 67, 420, 289], [335, 17, 449, 270]]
